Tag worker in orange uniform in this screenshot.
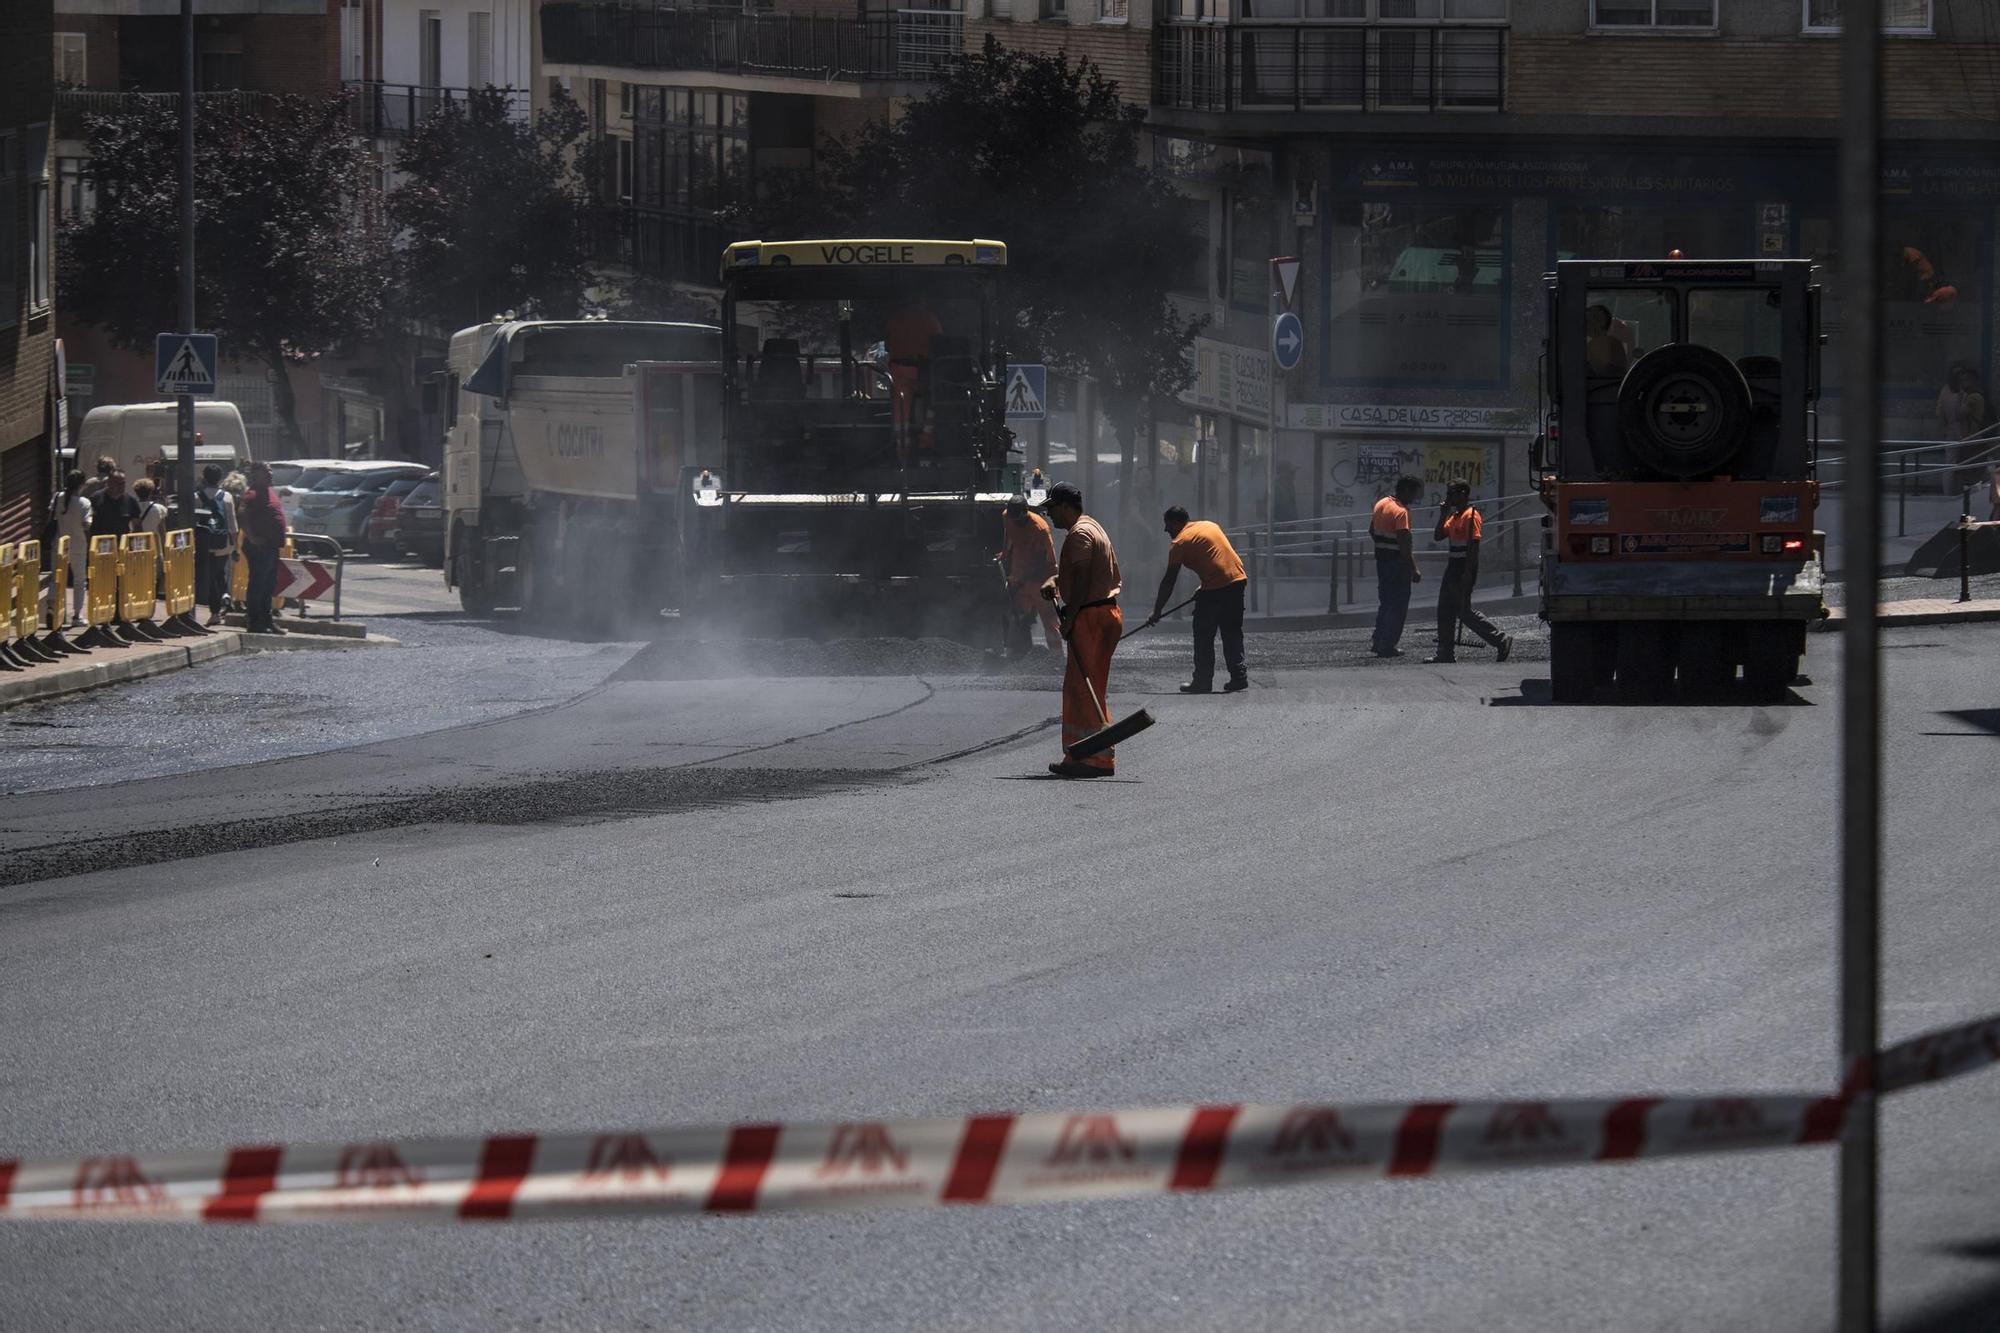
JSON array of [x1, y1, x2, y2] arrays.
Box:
[[1369, 475, 1424, 657], [1040, 481, 1121, 778], [885, 296, 942, 456], [1425, 480, 1513, 664], [997, 495, 1062, 656], [1144, 505, 1248, 693]]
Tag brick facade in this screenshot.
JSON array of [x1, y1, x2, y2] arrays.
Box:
[[1509, 35, 2000, 124], [967, 17, 1153, 105], [0, 1, 56, 543]]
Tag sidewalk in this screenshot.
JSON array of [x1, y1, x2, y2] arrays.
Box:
[[1814, 597, 2000, 630]]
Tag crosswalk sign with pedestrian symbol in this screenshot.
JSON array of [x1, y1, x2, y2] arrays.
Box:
[[155, 333, 219, 396], [1004, 364, 1046, 421]]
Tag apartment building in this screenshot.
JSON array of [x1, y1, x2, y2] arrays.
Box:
[[1148, 0, 2000, 531], [344, 0, 535, 138], [52, 0, 348, 458], [0, 1, 57, 544]]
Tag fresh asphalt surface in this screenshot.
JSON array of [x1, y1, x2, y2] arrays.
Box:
[[1, 555, 1996, 1331]]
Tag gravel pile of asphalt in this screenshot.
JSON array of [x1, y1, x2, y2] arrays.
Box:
[[0, 765, 893, 891]]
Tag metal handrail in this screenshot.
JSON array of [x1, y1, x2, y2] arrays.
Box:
[[284, 533, 348, 623]]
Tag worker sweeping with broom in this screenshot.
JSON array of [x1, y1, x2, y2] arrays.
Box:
[[1040, 482, 1123, 779]]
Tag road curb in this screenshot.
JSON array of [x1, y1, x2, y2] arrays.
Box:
[[1812, 599, 2000, 631], [238, 631, 399, 651], [0, 631, 246, 711]]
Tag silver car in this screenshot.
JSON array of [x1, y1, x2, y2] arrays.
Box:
[[292, 463, 430, 549]]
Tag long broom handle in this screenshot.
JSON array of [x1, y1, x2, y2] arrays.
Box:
[[1118, 594, 1199, 642]]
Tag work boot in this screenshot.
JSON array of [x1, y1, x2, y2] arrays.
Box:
[[1048, 760, 1112, 779], [1373, 646, 1404, 658], [1496, 635, 1513, 663], [1423, 653, 1455, 664], [1222, 677, 1249, 693], [1178, 682, 1212, 694]]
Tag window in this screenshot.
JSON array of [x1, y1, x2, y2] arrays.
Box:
[[1583, 289, 1674, 376], [27, 127, 49, 315], [1040, 0, 1066, 17], [1689, 288, 1783, 365], [56, 155, 92, 222], [1100, 0, 1128, 19], [1328, 202, 1506, 384], [419, 11, 442, 90], [53, 32, 85, 88], [1803, 0, 1933, 32], [1228, 190, 1273, 312], [468, 11, 493, 88], [1592, 0, 1716, 27], [197, 36, 245, 91]]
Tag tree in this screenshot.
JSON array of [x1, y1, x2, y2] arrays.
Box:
[[727, 39, 1206, 506], [60, 94, 388, 454], [386, 89, 601, 330]]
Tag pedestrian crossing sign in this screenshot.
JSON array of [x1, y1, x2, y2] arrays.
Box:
[[1005, 364, 1046, 421], [155, 333, 218, 396]]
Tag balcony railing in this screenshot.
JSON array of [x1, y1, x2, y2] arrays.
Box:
[[55, 89, 289, 119], [1155, 23, 1505, 114], [345, 81, 531, 138], [540, 2, 962, 84]]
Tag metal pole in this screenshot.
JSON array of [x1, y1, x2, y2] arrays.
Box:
[[1837, 3, 1882, 1329], [1897, 451, 1906, 538], [1327, 538, 1339, 614], [175, 0, 197, 529], [1959, 486, 1972, 604], [1344, 519, 1355, 605], [1266, 280, 1278, 619]]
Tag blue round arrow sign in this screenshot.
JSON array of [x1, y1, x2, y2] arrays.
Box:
[[1271, 311, 1304, 372]]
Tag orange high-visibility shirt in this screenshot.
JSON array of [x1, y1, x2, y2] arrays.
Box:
[[1168, 519, 1247, 590], [1370, 496, 1411, 555], [999, 510, 1056, 583], [1056, 514, 1121, 607], [1441, 506, 1483, 559]]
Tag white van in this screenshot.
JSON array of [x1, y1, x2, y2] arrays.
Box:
[[75, 401, 253, 482]]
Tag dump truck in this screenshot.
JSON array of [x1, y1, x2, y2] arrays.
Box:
[[1536, 258, 1826, 703], [442, 319, 721, 626], [684, 238, 1019, 633]]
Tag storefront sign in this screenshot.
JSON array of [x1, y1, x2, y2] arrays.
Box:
[[1289, 402, 1526, 434], [1180, 337, 1271, 420]]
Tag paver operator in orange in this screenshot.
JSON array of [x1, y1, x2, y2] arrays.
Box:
[[997, 495, 1062, 656], [1040, 482, 1122, 779], [1144, 506, 1249, 694]]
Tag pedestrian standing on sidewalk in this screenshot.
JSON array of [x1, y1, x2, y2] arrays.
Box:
[[53, 470, 91, 626], [195, 464, 236, 624], [1369, 476, 1424, 658], [1425, 481, 1513, 665], [1040, 482, 1122, 779], [238, 461, 288, 635], [133, 479, 169, 599], [88, 471, 140, 540], [1145, 506, 1249, 694], [81, 456, 115, 502]]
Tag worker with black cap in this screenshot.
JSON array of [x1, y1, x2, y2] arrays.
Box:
[[1426, 479, 1513, 664], [996, 494, 1061, 656], [1040, 481, 1121, 778]]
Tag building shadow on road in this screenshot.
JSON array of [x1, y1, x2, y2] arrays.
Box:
[[1888, 1239, 2000, 1332], [1486, 680, 1815, 707]]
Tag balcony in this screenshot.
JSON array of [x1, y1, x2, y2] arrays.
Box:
[[1155, 23, 1505, 114], [540, 2, 963, 85], [344, 82, 532, 139]]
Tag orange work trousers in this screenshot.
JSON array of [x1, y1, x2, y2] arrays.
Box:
[[1061, 603, 1122, 772], [1010, 578, 1062, 650]]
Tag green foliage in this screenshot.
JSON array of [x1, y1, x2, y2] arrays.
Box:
[[387, 89, 601, 329], [58, 94, 387, 448], [728, 38, 1204, 432]]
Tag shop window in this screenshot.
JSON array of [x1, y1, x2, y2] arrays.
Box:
[[1803, 0, 1932, 33], [1327, 202, 1506, 386], [1229, 191, 1273, 312], [1557, 204, 1740, 262], [1592, 0, 1716, 27]]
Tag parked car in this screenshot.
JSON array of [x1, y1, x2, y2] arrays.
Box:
[[292, 462, 430, 550], [397, 476, 445, 567], [364, 473, 433, 556], [270, 461, 356, 531]]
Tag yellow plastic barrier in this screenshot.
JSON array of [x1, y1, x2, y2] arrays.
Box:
[[86, 536, 121, 628], [0, 544, 15, 647], [163, 528, 197, 618], [49, 536, 68, 631], [230, 534, 291, 615], [13, 539, 40, 642], [120, 533, 159, 623]]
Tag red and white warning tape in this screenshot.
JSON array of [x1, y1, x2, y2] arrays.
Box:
[[2, 1011, 1992, 1226]]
